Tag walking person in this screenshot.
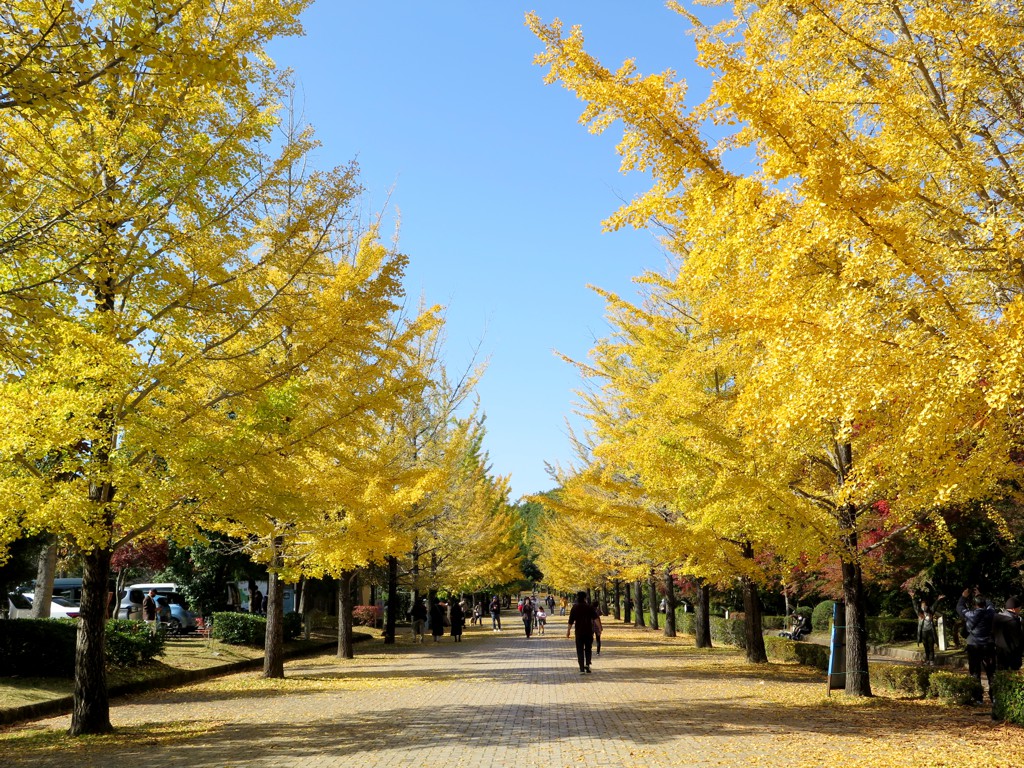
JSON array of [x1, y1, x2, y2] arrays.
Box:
[[450, 598, 466, 643], [429, 598, 446, 643], [142, 588, 159, 634], [559, 596, 568, 616], [490, 595, 502, 631], [536, 606, 547, 634], [917, 601, 939, 665], [567, 591, 597, 674], [522, 597, 535, 638], [957, 587, 997, 703], [593, 600, 604, 655], [409, 597, 427, 643]]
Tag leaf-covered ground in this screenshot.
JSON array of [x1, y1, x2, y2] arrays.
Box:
[[2, 621, 1020, 767]]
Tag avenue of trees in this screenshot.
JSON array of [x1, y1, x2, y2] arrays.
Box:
[[527, 0, 1024, 697], [0, 1, 521, 736]]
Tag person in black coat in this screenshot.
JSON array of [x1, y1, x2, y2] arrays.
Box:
[[957, 588, 996, 702], [429, 598, 446, 642], [994, 596, 1023, 671], [449, 599, 465, 642]]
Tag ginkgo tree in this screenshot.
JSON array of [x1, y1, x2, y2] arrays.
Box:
[[0, 0, 391, 734], [529, 0, 1024, 695]]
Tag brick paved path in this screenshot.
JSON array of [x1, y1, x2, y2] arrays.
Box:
[[6, 613, 1022, 768]]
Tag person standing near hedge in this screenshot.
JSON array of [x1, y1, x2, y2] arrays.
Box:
[[957, 587, 997, 703], [994, 596, 1023, 671], [917, 603, 940, 666]]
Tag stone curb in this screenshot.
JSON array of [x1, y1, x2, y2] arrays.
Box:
[[0, 633, 371, 728]]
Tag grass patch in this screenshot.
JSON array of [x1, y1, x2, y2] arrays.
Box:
[[0, 635, 332, 712]]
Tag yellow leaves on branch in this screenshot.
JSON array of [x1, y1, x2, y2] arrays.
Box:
[[528, 1, 1024, 580]]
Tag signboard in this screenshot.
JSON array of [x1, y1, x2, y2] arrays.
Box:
[[827, 600, 846, 693]]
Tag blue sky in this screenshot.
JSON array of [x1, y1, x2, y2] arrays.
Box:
[[267, 3, 718, 499]]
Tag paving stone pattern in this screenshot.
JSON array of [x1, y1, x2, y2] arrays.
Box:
[[6, 613, 1020, 768]]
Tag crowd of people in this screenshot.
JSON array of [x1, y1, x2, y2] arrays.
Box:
[[402, 591, 607, 674], [397, 586, 1024, 691]]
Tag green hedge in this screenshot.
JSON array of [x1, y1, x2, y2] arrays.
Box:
[[676, 610, 694, 635], [673, 613, 748, 648], [763, 636, 829, 671], [0, 618, 77, 677], [993, 671, 1024, 723], [105, 619, 165, 667], [870, 663, 932, 698], [710, 616, 747, 648], [761, 615, 786, 630], [866, 617, 918, 644], [0, 618, 169, 677], [812, 601, 836, 631], [764, 635, 799, 663], [211, 611, 266, 645], [927, 670, 984, 706], [210, 611, 301, 644]]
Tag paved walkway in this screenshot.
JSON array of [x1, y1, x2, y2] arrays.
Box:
[[5, 613, 1022, 767]]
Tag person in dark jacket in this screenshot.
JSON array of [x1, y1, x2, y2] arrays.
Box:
[[449, 598, 465, 642], [429, 598, 446, 642], [994, 596, 1023, 671], [917, 603, 939, 665], [957, 588, 996, 702], [521, 597, 535, 638], [567, 591, 597, 674], [409, 598, 427, 643]]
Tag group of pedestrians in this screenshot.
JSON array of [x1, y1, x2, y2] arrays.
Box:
[[517, 596, 551, 637], [408, 596, 467, 643], [949, 588, 1023, 704], [405, 591, 608, 675]]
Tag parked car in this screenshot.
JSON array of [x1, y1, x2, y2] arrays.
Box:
[[118, 583, 197, 633], [17, 593, 80, 619], [4, 592, 33, 619]]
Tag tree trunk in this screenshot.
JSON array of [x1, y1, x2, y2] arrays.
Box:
[[742, 575, 767, 663], [663, 569, 677, 638], [70, 547, 113, 735], [612, 580, 621, 620], [740, 542, 767, 663], [263, 536, 286, 678], [337, 570, 355, 659], [694, 581, 713, 649], [31, 537, 58, 619], [623, 587, 632, 624], [384, 555, 398, 645], [263, 573, 285, 678], [633, 580, 645, 628], [647, 570, 659, 631], [601, 583, 610, 616], [842, 555, 871, 696]]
